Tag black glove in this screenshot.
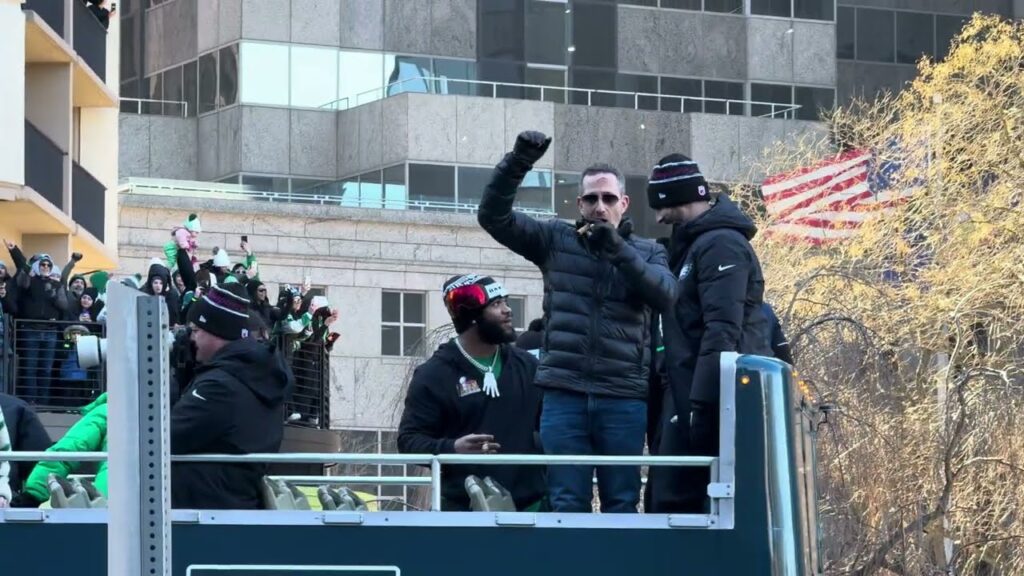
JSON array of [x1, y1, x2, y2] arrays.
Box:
[[587, 222, 626, 261], [71, 252, 83, 262], [511, 131, 551, 167]]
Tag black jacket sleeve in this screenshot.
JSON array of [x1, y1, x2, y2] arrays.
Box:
[[1, 279, 18, 317], [686, 235, 754, 407], [763, 304, 794, 365], [176, 247, 197, 293], [396, 366, 457, 455], [12, 403, 53, 489], [170, 372, 235, 454], [477, 155, 552, 267], [614, 241, 677, 312], [8, 245, 30, 289]]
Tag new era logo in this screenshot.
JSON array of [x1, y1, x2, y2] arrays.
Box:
[[198, 315, 207, 322]]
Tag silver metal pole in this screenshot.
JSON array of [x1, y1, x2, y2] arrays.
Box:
[[430, 458, 442, 511]]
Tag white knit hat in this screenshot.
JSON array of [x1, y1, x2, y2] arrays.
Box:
[[212, 247, 231, 268]]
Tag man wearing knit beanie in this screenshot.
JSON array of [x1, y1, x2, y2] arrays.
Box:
[[643, 153, 773, 514]]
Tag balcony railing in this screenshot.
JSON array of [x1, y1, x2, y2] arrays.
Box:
[[72, 161, 106, 242], [120, 97, 189, 117], [5, 319, 106, 410], [25, 120, 65, 211], [23, 0, 65, 38], [72, 0, 106, 81]]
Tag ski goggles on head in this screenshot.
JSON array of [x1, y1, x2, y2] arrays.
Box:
[[443, 279, 508, 319]]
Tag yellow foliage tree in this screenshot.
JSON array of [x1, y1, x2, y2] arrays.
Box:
[[746, 15, 1024, 575]]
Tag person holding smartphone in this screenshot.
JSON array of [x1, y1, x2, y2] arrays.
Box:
[[86, 0, 116, 30]]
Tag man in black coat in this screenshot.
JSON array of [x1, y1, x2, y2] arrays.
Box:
[[478, 131, 676, 513], [645, 154, 772, 513], [0, 393, 53, 495], [398, 275, 545, 511], [170, 285, 291, 510]]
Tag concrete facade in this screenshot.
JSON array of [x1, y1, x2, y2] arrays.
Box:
[[117, 192, 545, 429]]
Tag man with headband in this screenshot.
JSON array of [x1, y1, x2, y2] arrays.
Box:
[[397, 275, 546, 512]]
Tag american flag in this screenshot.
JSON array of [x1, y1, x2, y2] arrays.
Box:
[[762, 148, 914, 244]]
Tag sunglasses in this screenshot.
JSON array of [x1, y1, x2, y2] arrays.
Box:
[[580, 193, 621, 206]]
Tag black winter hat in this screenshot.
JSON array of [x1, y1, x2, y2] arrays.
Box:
[[187, 285, 251, 341], [647, 153, 710, 209]]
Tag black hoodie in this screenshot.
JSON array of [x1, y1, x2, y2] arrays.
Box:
[[661, 195, 772, 415], [144, 262, 180, 325], [170, 338, 292, 510], [397, 340, 546, 510]]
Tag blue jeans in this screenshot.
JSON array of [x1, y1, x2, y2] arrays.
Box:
[[20, 327, 57, 404], [539, 389, 647, 513]]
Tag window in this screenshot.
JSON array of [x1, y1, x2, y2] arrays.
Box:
[[751, 83, 793, 118], [836, 6, 855, 60], [381, 292, 426, 356], [239, 42, 288, 106], [616, 73, 659, 110], [198, 51, 218, 114], [526, 0, 568, 66], [794, 87, 835, 121], [434, 59, 477, 96], [241, 175, 289, 193], [478, 60, 526, 99], [219, 44, 238, 107], [162, 65, 184, 116], [383, 164, 407, 208], [935, 15, 966, 61], [704, 0, 743, 14], [479, 0, 525, 61], [856, 9, 894, 63], [457, 166, 491, 206], [517, 170, 553, 212], [525, 66, 567, 103], [291, 45, 338, 108], [704, 80, 744, 115], [147, 72, 163, 114], [359, 170, 383, 208], [339, 51, 385, 108], [385, 55, 432, 95], [408, 164, 456, 207], [794, 0, 832, 21], [570, 68, 616, 106], [292, 178, 340, 198], [660, 76, 702, 113], [626, 175, 672, 239], [661, 0, 700, 9], [183, 60, 197, 117], [751, 0, 789, 17], [895, 12, 934, 65], [554, 172, 581, 220], [507, 296, 526, 331], [571, 2, 617, 68]]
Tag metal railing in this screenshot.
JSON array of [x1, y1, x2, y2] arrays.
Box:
[[7, 319, 106, 409], [120, 97, 190, 118], [320, 76, 803, 119], [23, 0, 65, 39], [2, 451, 718, 516], [72, 0, 107, 81], [25, 120, 66, 211], [72, 161, 106, 242], [0, 313, 13, 397], [120, 178, 559, 218], [281, 336, 329, 428]]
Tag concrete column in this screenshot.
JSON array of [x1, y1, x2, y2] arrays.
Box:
[[0, 0, 26, 188]]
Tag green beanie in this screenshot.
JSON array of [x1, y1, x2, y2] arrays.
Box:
[[89, 270, 110, 295]]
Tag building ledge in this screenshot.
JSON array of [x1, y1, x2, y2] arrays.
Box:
[[24, 10, 117, 109]]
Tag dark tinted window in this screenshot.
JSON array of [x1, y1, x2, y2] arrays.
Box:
[[526, 0, 568, 66], [434, 59, 477, 96], [147, 73, 162, 115], [525, 66, 566, 103], [457, 166, 491, 206], [935, 15, 966, 61], [479, 0, 524, 61], [660, 76, 701, 113], [625, 175, 672, 239], [198, 51, 217, 114], [661, 0, 700, 9], [571, 2, 616, 68], [616, 73, 659, 110], [383, 164, 407, 207], [219, 44, 238, 107], [704, 80, 744, 115], [183, 61, 197, 117], [517, 170, 553, 212], [163, 65, 183, 116], [408, 164, 455, 207], [794, 86, 834, 121], [896, 11, 934, 65], [570, 68, 616, 107], [703, 0, 743, 13], [751, 0, 789, 17], [554, 172, 581, 220], [794, 0, 833, 21], [837, 6, 855, 60], [751, 83, 793, 118], [404, 292, 425, 324], [120, 14, 136, 81], [620, 0, 659, 5], [857, 9, 895, 63], [479, 60, 526, 99]]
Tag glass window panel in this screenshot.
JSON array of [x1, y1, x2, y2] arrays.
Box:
[[570, 68, 616, 107], [661, 0, 700, 9], [162, 65, 183, 116], [571, 2, 616, 68], [218, 44, 238, 107], [857, 9, 895, 63], [479, 60, 525, 99], [183, 60, 197, 118], [751, 0, 790, 17], [359, 170, 383, 208], [339, 51, 385, 108], [794, 86, 835, 121], [616, 73, 658, 110], [508, 297, 525, 331], [837, 6, 855, 60], [517, 170, 552, 212], [240, 175, 289, 194], [402, 326, 425, 356], [896, 12, 934, 65], [381, 431, 399, 453], [198, 52, 217, 114], [383, 164, 407, 209], [290, 45, 338, 108], [382, 292, 401, 323], [147, 73, 163, 115], [457, 166, 491, 207], [338, 177, 360, 207], [120, 15, 136, 80], [554, 172, 581, 220], [751, 83, 793, 118], [240, 43, 288, 105], [526, 0, 568, 66], [660, 76, 702, 113], [794, 0, 833, 21], [408, 164, 456, 207], [626, 175, 671, 240], [703, 0, 743, 14], [385, 55, 433, 96], [291, 178, 340, 198], [620, 0, 658, 5], [525, 66, 566, 103], [479, 0, 525, 61], [704, 80, 744, 115], [381, 325, 401, 356], [434, 59, 478, 96], [935, 15, 966, 62], [403, 293, 425, 324]]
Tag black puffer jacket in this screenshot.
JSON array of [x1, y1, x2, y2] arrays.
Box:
[[478, 159, 676, 399], [662, 195, 771, 418], [143, 262, 180, 325]]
